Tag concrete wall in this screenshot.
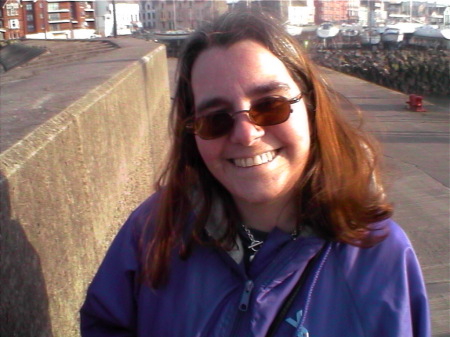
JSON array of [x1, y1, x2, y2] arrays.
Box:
[[0, 41, 170, 336]]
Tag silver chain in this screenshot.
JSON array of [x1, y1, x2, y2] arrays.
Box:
[[241, 224, 264, 252], [241, 224, 300, 262]]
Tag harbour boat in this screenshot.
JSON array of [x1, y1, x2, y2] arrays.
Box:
[[152, 30, 191, 41], [285, 24, 303, 37], [340, 25, 361, 46], [360, 28, 381, 45], [410, 25, 450, 50], [341, 27, 360, 38], [413, 25, 450, 39], [150, 30, 192, 56], [316, 23, 339, 39], [382, 27, 404, 44], [392, 22, 423, 35], [381, 23, 423, 45]]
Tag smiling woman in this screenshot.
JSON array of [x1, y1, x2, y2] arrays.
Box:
[[191, 40, 311, 227], [80, 10, 431, 337]]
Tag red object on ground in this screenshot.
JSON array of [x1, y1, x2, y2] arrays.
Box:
[[406, 94, 427, 112]]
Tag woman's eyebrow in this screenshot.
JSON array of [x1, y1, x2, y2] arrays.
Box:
[[247, 81, 291, 96], [195, 82, 291, 112], [195, 97, 229, 113]]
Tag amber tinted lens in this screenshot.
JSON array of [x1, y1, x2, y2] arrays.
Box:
[[194, 97, 293, 139], [249, 97, 291, 126], [195, 113, 234, 139]]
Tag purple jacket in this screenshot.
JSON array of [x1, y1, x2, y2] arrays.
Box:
[[80, 194, 431, 336]]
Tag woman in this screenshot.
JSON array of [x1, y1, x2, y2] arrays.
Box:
[[81, 11, 430, 337]]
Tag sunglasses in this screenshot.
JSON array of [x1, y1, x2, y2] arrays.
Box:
[[186, 94, 303, 140]]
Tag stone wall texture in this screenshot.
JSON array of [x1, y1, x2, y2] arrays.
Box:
[[0, 40, 170, 337]]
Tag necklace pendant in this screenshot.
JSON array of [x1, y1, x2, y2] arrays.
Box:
[[249, 253, 256, 262], [248, 240, 263, 251]]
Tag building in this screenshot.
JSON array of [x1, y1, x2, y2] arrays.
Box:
[[314, 0, 348, 24], [0, 0, 23, 39], [140, 0, 156, 29], [425, 2, 449, 25], [95, 0, 141, 37], [287, 0, 315, 26], [138, 0, 228, 32], [347, 0, 360, 23], [0, 0, 97, 40], [444, 6, 450, 26], [383, 1, 449, 25], [358, 0, 385, 26]]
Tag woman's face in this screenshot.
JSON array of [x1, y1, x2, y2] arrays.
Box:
[[191, 40, 310, 208]]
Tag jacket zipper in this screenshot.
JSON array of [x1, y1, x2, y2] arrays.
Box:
[[239, 280, 254, 311], [218, 237, 326, 336], [229, 279, 254, 336]]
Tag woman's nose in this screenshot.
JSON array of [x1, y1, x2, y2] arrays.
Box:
[[229, 112, 265, 146]]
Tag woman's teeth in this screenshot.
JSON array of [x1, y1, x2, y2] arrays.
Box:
[[233, 151, 277, 168]]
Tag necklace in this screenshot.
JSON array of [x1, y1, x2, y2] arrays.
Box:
[[241, 224, 300, 262]]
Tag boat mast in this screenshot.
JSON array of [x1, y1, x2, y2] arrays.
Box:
[[172, 0, 177, 30], [368, 0, 374, 29], [411, 0, 413, 23]]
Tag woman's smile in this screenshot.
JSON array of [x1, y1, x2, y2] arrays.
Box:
[[230, 150, 278, 168]]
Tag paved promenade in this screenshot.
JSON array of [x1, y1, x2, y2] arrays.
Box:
[[323, 68, 449, 337], [168, 58, 449, 336]]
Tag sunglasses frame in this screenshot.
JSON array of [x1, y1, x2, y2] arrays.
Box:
[[185, 93, 303, 140]]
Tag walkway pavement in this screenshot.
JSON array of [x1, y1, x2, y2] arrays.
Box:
[[168, 58, 449, 336], [323, 68, 449, 337]]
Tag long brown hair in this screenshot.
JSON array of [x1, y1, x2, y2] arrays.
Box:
[[142, 10, 393, 288]]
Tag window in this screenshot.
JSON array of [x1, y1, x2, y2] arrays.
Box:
[[27, 23, 35, 31], [48, 3, 60, 11], [6, 6, 19, 16], [49, 13, 61, 21], [26, 4, 33, 11], [9, 19, 19, 29], [292, 1, 307, 6], [49, 23, 61, 31], [27, 14, 34, 21]]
